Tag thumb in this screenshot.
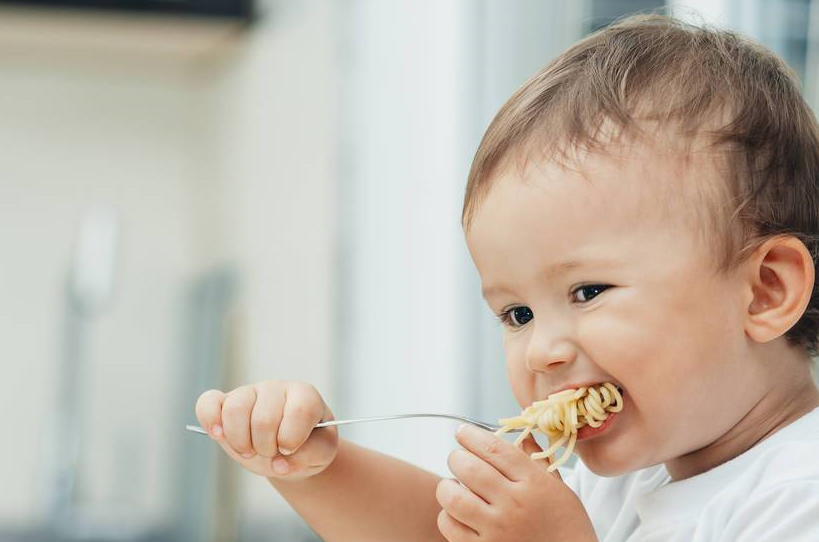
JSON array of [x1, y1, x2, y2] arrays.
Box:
[[521, 434, 562, 480]]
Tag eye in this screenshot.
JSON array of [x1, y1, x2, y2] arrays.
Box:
[[496, 306, 534, 328], [571, 284, 612, 303]]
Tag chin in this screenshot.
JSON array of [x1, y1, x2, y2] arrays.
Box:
[[575, 447, 642, 477]]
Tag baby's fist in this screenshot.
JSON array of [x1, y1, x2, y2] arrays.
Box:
[[195, 380, 338, 479]]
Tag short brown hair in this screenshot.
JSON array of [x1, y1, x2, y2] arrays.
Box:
[[462, 13, 819, 356]]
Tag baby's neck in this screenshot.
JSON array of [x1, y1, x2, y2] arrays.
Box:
[[664, 348, 819, 481]]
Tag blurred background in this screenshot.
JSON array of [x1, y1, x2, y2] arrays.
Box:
[[2, 0, 818, 540]]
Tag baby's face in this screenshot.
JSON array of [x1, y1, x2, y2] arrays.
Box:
[[466, 142, 760, 475]]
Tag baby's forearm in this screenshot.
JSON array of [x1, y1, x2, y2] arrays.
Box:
[[269, 438, 446, 542]]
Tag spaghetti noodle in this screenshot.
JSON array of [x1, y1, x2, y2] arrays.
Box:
[[495, 382, 623, 472]]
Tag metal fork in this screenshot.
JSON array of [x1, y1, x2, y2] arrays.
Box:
[[186, 413, 523, 436]]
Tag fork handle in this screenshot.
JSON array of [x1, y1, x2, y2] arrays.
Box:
[[185, 414, 520, 436], [314, 413, 503, 431]]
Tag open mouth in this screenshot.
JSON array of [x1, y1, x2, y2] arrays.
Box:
[[496, 381, 626, 470], [576, 385, 624, 441]]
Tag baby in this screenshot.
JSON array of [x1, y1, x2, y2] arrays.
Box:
[[195, 14, 819, 541]]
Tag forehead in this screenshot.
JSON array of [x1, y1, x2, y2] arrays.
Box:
[[465, 141, 700, 288]]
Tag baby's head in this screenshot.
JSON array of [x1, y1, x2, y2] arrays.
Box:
[[464, 14, 819, 478]]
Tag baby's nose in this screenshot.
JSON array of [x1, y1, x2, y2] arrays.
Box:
[[524, 333, 577, 372]]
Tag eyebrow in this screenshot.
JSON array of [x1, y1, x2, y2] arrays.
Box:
[[480, 259, 590, 299]]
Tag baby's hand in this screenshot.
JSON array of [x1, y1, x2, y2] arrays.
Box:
[[436, 426, 598, 542], [195, 381, 338, 480]]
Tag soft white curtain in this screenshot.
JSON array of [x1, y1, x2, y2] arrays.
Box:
[[336, 0, 586, 476]]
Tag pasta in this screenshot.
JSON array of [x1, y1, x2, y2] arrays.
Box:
[[495, 382, 623, 472]]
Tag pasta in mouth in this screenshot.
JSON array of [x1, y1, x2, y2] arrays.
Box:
[[495, 382, 624, 472]]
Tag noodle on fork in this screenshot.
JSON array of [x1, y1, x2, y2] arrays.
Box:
[[495, 382, 623, 472]]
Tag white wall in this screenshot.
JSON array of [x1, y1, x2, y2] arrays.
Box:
[[0, 41, 208, 527], [334, 0, 472, 477], [0, 1, 338, 538], [203, 0, 339, 529]]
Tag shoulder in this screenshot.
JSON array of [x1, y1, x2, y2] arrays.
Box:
[[707, 430, 819, 541], [725, 408, 819, 494], [714, 460, 819, 541], [719, 433, 819, 499], [737, 438, 819, 488]]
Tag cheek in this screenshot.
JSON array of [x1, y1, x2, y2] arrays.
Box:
[[503, 333, 535, 408], [576, 290, 745, 463], [575, 281, 722, 378], [575, 306, 658, 381], [578, 300, 712, 414]]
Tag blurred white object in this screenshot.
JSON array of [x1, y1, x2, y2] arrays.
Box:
[[70, 206, 119, 315], [42, 205, 123, 536]]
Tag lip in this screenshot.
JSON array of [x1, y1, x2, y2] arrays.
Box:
[[577, 410, 619, 440], [551, 380, 623, 396]]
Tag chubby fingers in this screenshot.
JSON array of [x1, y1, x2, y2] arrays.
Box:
[[455, 424, 533, 482], [276, 381, 326, 455], [436, 479, 482, 541], [195, 387, 264, 465], [447, 448, 508, 504], [221, 385, 258, 458], [437, 509, 480, 542], [250, 381, 287, 457], [195, 388, 227, 438], [194, 382, 338, 479]]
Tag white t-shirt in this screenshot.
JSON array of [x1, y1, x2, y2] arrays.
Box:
[[559, 405, 819, 541]]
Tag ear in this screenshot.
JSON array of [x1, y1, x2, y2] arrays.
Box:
[[744, 235, 815, 345]]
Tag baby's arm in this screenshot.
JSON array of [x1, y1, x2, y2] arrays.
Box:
[[195, 381, 446, 542], [271, 438, 446, 542]]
